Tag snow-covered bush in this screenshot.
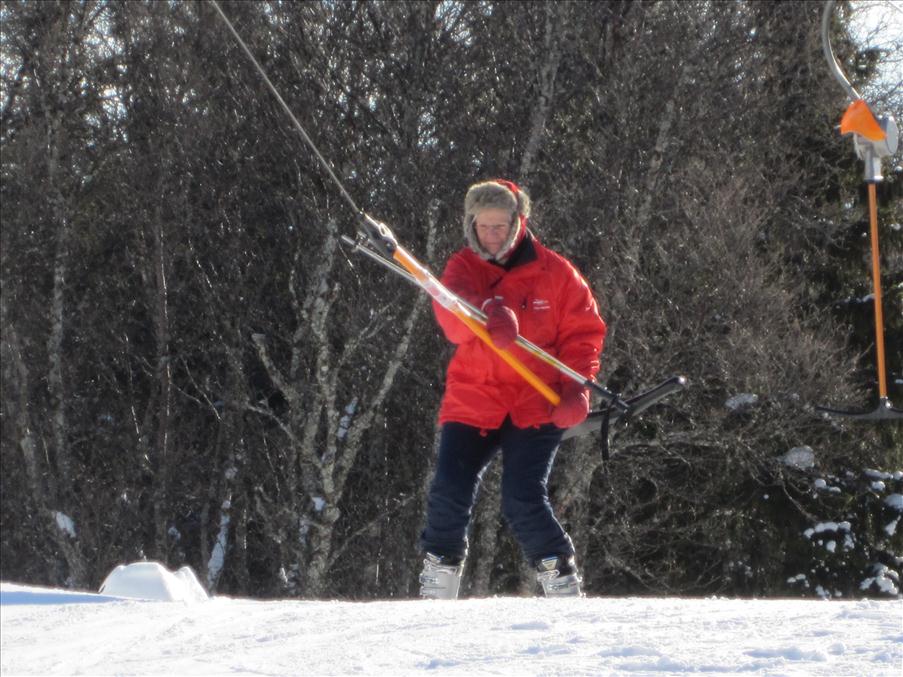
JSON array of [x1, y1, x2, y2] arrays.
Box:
[[782, 468, 902, 599]]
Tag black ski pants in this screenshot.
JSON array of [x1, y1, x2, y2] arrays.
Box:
[[420, 418, 574, 564]]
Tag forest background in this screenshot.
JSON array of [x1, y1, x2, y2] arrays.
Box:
[[1, 0, 901, 600]]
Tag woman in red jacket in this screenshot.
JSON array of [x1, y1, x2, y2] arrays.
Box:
[[419, 179, 606, 599]]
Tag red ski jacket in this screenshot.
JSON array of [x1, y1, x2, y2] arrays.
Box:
[[432, 234, 606, 429]]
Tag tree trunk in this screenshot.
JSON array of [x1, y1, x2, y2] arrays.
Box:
[[44, 102, 87, 587], [519, 3, 565, 183], [150, 176, 173, 558]]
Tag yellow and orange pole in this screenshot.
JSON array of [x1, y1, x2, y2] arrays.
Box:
[[391, 246, 561, 407]]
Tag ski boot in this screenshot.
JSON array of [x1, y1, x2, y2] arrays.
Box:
[[535, 554, 582, 597], [419, 552, 464, 600]]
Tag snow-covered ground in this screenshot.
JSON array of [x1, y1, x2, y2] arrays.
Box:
[[2, 568, 901, 676]]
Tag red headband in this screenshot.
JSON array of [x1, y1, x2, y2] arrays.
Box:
[[493, 179, 521, 196]]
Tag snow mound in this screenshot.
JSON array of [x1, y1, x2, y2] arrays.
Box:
[[98, 562, 208, 602]]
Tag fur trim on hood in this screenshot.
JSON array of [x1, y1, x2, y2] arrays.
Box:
[[462, 180, 531, 262]]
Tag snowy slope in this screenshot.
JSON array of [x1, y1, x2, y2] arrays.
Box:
[[1, 582, 901, 676]]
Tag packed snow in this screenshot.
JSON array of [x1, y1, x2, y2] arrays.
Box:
[[2, 563, 901, 676]]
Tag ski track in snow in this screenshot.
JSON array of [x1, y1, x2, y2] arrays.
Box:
[[1, 583, 901, 676]]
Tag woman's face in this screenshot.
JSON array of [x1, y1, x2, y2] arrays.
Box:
[[474, 208, 513, 256]]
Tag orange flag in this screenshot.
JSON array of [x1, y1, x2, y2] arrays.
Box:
[[840, 99, 886, 141]]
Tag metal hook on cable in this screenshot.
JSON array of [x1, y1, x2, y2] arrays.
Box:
[[821, 0, 862, 102]]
